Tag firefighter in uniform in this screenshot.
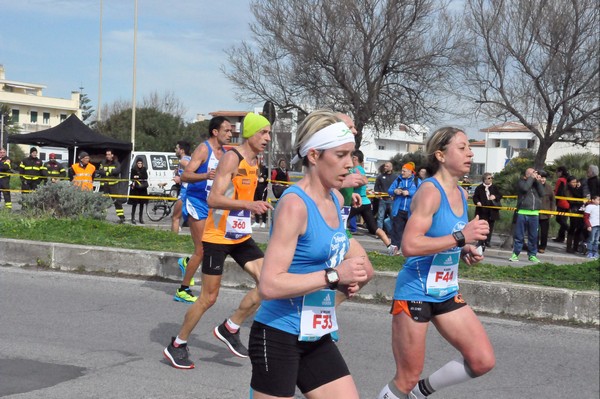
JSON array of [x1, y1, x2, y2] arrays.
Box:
[[69, 151, 96, 191], [98, 149, 125, 223], [44, 153, 66, 183], [0, 147, 13, 209], [19, 147, 44, 192]]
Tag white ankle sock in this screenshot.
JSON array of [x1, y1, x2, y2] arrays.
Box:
[[174, 336, 187, 346], [377, 380, 409, 399], [226, 318, 240, 331]]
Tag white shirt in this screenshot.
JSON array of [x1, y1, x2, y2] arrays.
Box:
[[584, 203, 600, 227]]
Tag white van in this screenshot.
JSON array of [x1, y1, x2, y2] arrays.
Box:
[[129, 152, 179, 196]]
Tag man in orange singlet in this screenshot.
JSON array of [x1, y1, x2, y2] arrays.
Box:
[[163, 112, 273, 369]]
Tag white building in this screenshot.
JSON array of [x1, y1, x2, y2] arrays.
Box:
[[0, 65, 81, 160], [359, 124, 428, 173], [476, 121, 600, 175]]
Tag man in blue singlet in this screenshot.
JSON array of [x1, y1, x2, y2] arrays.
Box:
[[172, 118, 231, 303], [171, 140, 191, 234]]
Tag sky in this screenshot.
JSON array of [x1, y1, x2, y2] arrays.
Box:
[[1, 0, 486, 137], [1, 0, 257, 121]]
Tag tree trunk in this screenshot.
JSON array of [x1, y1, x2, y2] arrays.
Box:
[[534, 139, 552, 169]]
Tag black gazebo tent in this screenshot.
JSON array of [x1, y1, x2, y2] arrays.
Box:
[[8, 114, 132, 192]]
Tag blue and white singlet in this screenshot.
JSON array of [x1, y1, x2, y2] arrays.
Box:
[[393, 177, 467, 303], [254, 185, 349, 335]]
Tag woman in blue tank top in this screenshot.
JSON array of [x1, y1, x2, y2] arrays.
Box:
[[377, 127, 495, 399], [248, 110, 373, 399]]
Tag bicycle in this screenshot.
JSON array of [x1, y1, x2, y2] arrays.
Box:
[[146, 183, 178, 222]]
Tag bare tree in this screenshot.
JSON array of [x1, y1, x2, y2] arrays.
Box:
[[455, 0, 599, 168], [223, 0, 461, 147]]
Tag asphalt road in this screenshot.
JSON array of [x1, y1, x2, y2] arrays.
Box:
[[1, 267, 598, 399]]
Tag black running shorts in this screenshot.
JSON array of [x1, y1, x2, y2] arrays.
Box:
[[201, 238, 264, 276], [249, 321, 350, 397], [390, 293, 467, 322]]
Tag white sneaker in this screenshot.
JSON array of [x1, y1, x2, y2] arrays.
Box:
[[387, 244, 398, 256], [251, 222, 260, 228], [260, 223, 266, 228]]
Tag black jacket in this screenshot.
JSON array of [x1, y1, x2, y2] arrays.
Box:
[[472, 183, 503, 221]]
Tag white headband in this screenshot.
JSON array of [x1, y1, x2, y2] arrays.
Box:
[[291, 122, 355, 164]]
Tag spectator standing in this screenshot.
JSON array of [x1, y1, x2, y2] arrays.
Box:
[[98, 149, 125, 223], [44, 153, 66, 183], [69, 151, 96, 191], [128, 157, 148, 225], [0, 147, 13, 209], [349, 150, 396, 255], [19, 147, 44, 192], [374, 161, 397, 231], [472, 173, 502, 247], [388, 162, 420, 254], [509, 168, 544, 263], [171, 140, 191, 233], [584, 195, 600, 259], [252, 156, 269, 228], [271, 158, 290, 199], [553, 165, 570, 242], [565, 176, 585, 254], [585, 165, 599, 198], [537, 170, 555, 253], [417, 166, 429, 181]]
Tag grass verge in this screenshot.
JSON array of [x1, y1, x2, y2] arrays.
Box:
[[1, 212, 598, 291]]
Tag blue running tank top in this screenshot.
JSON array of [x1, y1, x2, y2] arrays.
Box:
[[254, 185, 349, 335], [177, 155, 192, 199], [393, 177, 468, 302], [185, 141, 222, 201]]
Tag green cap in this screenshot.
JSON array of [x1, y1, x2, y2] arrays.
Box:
[[242, 112, 270, 138]]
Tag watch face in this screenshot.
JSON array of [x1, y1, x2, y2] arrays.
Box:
[[326, 269, 339, 283]]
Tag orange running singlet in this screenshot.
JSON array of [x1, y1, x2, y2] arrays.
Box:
[[202, 150, 258, 245]]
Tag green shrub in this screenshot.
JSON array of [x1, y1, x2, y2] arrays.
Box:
[[19, 181, 112, 220]]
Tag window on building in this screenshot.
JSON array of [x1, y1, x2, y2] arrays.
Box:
[[378, 145, 385, 150], [11, 109, 19, 123], [43, 112, 50, 124], [473, 163, 485, 176], [60, 114, 67, 122], [30, 111, 38, 123]]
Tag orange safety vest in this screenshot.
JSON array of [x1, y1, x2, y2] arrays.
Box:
[[71, 163, 96, 191]]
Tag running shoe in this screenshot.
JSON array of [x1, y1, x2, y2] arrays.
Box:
[[178, 257, 194, 286], [213, 320, 249, 358], [387, 244, 398, 256], [251, 222, 260, 228], [508, 253, 519, 262], [528, 255, 541, 263], [260, 222, 266, 228], [163, 337, 195, 369], [174, 287, 197, 303]]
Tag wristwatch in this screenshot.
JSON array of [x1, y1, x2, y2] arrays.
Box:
[[325, 268, 340, 290], [452, 231, 466, 247]]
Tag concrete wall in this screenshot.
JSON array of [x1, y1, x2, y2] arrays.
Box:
[[1, 238, 597, 325]]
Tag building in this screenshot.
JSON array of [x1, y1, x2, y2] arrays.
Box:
[[359, 124, 428, 173], [476, 121, 600, 175], [0, 65, 81, 160]]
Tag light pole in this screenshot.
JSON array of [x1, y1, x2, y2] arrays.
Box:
[[1, 112, 4, 149], [97, 0, 103, 122], [131, 0, 138, 152]]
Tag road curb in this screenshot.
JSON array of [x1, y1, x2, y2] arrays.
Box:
[[1, 238, 597, 325]]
